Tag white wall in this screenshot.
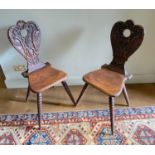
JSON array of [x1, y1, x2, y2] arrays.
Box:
[[0, 10, 155, 88]]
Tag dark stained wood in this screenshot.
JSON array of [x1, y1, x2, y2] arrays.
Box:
[[37, 93, 42, 130], [76, 83, 88, 105], [109, 20, 144, 74], [62, 81, 76, 105], [26, 85, 30, 102], [8, 20, 75, 129], [109, 96, 115, 135], [0, 65, 6, 88], [122, 85, 130, 106], [76, 20, 144, 134]]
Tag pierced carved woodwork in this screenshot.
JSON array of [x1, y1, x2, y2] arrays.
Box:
[[8, 20, 45, 73], [108, 20, 144, 74], [8, 20, 76, 129], [76, 20, 144, 134]]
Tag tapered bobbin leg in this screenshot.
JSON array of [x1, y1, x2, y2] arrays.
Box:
[[122, 85, 130, 106], [37, 93, 42, 130], [109, 96, 115, 135], [62, 81, 76, 105], [76, 83, 88, 105], [26, 85, 31, 102]]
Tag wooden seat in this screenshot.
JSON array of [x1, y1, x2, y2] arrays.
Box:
[[29, 65, 67, 92], [76, 20, 144, 134], [83, 67, 125, 97], [8, 20, 76, 129]]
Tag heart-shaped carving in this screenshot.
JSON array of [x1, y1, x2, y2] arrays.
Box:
[[110, 20, 144, 66], [8, 20, 41, 65]]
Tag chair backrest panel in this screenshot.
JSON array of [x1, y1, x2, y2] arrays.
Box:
[[8, 20, 41, 66], [109, 20, 144, 74]]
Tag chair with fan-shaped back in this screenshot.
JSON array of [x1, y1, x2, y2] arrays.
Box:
[[76, 20, 144, 134], [8, 20, 76, 129]]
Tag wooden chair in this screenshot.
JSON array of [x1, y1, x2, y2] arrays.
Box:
[[76, 20, 144, 134], [8, 20, 76, 129]]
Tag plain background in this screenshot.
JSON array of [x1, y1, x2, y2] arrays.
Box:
[[0, 10, 155, 88], [0, 0, 155, 154]]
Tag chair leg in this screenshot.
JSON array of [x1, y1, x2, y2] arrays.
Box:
[[37, 93, 42, 130], [122, 85, 130, 107], [26, 85, 30, 102], [61, 81, 76, 106], [76, 83, 88, 105], [109, 96, 115, 135]]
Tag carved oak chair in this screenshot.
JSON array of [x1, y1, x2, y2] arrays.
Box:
[[76, 20, 144, 134], [8, 20, 76, 129]]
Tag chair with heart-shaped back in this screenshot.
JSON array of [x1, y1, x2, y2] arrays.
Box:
[[76, 20, 144, 134], [8, 20, 76, 129]]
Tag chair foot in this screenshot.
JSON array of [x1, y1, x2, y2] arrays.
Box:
[[26, 85, 30, 102], [76, 83, 88, 105], [109, 96, 115, 135], [122, 85, 130, 106], [37, 93, 42, 130], [62, 81, 76, 105]]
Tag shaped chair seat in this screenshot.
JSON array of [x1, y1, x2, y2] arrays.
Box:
[[83, 67, 125, 97], [28, 65, 67, 92], [8, 20, 76, 129], [76, 20, 144, 134], [29, 64, 67, 92]]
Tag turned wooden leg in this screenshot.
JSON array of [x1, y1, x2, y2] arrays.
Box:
[[37, 93, 42, 130], [122, 85, 130, 107], [26, 85, 30, 102], [62, 81, 76, 106], [109, 96, 115, 135], [76, 83, 88, 105]]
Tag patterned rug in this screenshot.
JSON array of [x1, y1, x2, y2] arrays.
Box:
[[0, 106, 155, 145]]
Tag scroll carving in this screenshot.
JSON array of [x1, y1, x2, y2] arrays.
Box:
[[8, 20, 41, 67]]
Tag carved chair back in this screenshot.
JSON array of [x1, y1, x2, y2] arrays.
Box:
[[108, 20, 144, 74], [8, 20, 45, 73]]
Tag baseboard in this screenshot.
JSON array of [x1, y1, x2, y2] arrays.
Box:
[[5, 78, 28, 88], [67, 74, 155, 85], [5, 74, 155, 88], [66, 76, 84, 85], [126, 74, 155, 84]]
